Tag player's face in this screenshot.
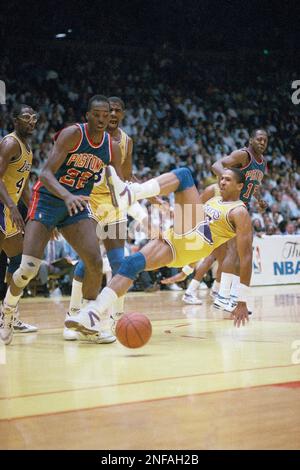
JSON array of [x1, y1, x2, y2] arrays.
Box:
[[219, 171, 242, 197], [250, 131, 268, 155], [108, 102, 125, 130], [86, 102, 110, 132], [15, 107, 38, 136]]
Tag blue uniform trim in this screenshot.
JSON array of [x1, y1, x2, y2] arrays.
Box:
[[107, 247, 125, 276], [0, 203, 6, 233], [118, 252, 146, 281], [172, 168, 194, 192]]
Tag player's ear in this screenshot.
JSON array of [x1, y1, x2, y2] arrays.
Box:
[[85, 111, 89, 121]]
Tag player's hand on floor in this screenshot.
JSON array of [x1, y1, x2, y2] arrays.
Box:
[[64, 194, 89, 216], [232, 302, 249, 327]]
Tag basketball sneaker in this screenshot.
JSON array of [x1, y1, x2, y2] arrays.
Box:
[[105, 165, 135, 210], [213, 294, 230, 310], [0, 303, 15, 345], [224, 296, 238, 313], [63, 310, 80, 340], [110, 312, 123, 335], [209, 287, 219, 300], [65, 303, 104, 335], [182, 293, 203, 305], [13, 305, 38, 333], [78, 331, 116, 344]]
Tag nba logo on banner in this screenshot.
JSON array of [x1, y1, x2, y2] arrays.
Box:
[[253, 245, 262, 274], [0, 80, 6, 104]]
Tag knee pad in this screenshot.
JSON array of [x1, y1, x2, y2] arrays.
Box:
[[13, 255, 42, 289], [118, 252, 146, 281], [7, 254, 22, 274], [74, 259, 85, 280], [107, 247, 124, 276], [172, 168, 194, 192]]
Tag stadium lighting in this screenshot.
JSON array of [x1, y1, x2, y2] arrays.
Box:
[[55, 33, 66, 39]]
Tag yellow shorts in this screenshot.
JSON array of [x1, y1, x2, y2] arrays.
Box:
[[163, 222, 215, 268], [0, 203, 20, 238], [89, 193, 127, 226]]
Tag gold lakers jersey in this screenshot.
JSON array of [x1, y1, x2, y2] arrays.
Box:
[[89, 128, 129, 225], [0, 132, 32, 237], [163, 196, 245, 267], [93, 128, 129, 196], [1, 132, 32, 204]]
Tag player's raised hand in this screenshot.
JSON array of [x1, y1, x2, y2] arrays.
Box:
[[64, 194, 89, 216], [8, 204, 25, 231], [232, 302, 249, 328]]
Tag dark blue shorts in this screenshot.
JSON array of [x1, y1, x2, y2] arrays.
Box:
[[28, 191, 92, 230]]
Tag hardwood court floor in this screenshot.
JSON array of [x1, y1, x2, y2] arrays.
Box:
[[0, 285, 300, 449]]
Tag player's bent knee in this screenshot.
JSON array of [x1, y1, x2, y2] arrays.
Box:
[[107, 247, 124, 276], [118, 252, 146, 280], [13, 255, 42, 288], [172, 168, 194, 192]]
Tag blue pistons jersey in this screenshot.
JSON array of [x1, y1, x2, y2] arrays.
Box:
[[239, 147, 266, 205], [38, 123, 112, 197]]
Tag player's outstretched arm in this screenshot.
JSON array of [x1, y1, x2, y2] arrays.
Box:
[[230, 206, 253, 327], [211, 150, 249, 178], [40, 126, 88, 216]]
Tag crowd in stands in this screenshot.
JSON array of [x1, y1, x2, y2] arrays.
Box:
[[0, 45, 300, 294]]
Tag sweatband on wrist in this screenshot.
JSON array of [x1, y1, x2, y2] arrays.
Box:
[[237, 283, 251, 302], [182, 265, 194, 276]]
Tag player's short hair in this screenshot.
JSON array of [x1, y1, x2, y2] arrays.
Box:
[[87, 95, 109, 111], [250, 128, 268, 138], [108, 96, 125, 110], [228, 168, 246, 185], [12, 104, 34, 118]]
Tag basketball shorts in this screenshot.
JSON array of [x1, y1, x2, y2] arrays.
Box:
[[28, 191, 92, 230], [89, 193, 127, 227], [163, 222, 215, 268]]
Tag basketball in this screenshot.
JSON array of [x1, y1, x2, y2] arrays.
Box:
[[115, 313, 152, 348]]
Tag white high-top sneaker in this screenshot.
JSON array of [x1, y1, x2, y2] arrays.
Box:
[[182, 293, 202, 305], [213, 294, 230, 311], [65, 303, 116, 343], [13, 305, 38, 333], [224, 296, 238, 313], [105, 166, 135, 210], [0, 303, 16, 345], [110, 312, 124, 335]]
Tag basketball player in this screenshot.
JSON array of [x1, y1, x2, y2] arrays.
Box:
[[66, 167, 253, 334], [0, 105, 38, 342], [0, 95, 121, 345], [165, 130, 268, 308], [160, 182, 227, 304], [211, 129, 268, 311], [64, 96, 147, 340]]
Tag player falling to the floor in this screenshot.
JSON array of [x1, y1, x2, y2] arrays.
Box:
[[65, 166, 253, 339]]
